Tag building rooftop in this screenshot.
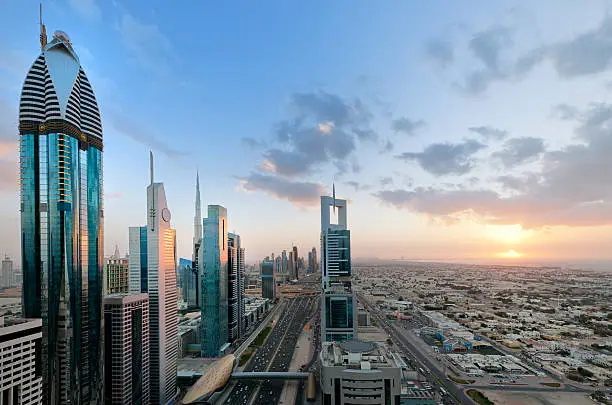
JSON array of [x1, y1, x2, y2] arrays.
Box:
[[321, 340, 401, 370]]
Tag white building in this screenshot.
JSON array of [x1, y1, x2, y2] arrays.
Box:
[[320, 340, 402, 405], [0, 317, 42, 404], [129, 153, 178, 405], [104, 293, 150, 405]]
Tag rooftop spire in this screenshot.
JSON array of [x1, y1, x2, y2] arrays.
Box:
[[39, 3, 47, 51], [149, 150, 154, 185]]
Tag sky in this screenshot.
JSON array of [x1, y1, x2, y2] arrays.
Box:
[[1, 0, 612, 265]]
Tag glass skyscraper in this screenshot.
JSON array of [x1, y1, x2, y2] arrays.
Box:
[[19, 28, 104, 404], [320, 195, 357, 343], [200, 205, 229, 357], [227, 233, 245, 342]]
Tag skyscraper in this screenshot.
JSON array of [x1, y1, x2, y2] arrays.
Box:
[[227, 233, 244, 343], [128, 153, 178, 405], [104, 248, 129, 295], [288, 251, 294, 280], [1, 256, 13, 288], [192, 172, 202, 308], [261, 259, 276, 300], [292, 246, 299, 279], [104, 293, 150, 405], [320, 194, 356, 342], [311, 247, 318, 273], [19, 18, 104, 403], [308, 251, 313, 273], [178, 258, 197, 308], [200, 205, 229, 357]]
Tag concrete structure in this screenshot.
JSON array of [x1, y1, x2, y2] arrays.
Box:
[[104, 293, 150, 405], [0, 317, 43, 404], [321, 194, 357, 342], [357, 310, 371, 327], [320, 340, 402, 405], [128, 153, 178, 405], [261, 259, 276, 300], [200, 205, 229, 357], [19, 22, 104, 404], [244, 297, 270, 330], [104, 255, 129, 295]]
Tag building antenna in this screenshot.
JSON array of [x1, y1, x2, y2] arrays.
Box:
[[149, 150, 154, 185], [39, 3, 47, 51], [332, 181, 336, 215]]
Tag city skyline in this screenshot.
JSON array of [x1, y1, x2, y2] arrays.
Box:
[[1, 1, 612, 267]]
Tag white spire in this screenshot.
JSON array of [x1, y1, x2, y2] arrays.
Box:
[[193, 171, 203, 253], [150, 151, 154, 185]]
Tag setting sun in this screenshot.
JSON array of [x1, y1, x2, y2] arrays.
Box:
[[499, 249, 523, 259]]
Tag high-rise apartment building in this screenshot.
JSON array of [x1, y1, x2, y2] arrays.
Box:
[[292, 246, 299, 279], [200, 205, 229, 357], [192, 172, 202, 308], [104, 253, 129, 295], [104, 293, 150, 405], [0, 317, 43, 404], [178, 258, 197, 308], [311, 247, 318, 273], [128, 153, 178, 405], [227, 233, 245, 343], [1, 256, 13, 288], [288, 251, 294, 281], [19, 22, 104, 403], [261, 259, 276, 300], [320, 194, 356, 342]]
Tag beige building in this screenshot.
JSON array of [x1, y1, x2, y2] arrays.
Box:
[[104, 256, 129, 295]]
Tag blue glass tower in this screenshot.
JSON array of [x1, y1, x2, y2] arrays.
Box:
[[200, 205, 229, 357], [19, 27, 104, 404]]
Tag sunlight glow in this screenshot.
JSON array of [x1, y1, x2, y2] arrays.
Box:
[[485, 224, 523, 245], [499, 249, 523, 259]]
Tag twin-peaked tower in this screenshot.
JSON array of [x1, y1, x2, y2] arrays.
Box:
[[320, 193, 357, 342], [129, 153, 178, 405]]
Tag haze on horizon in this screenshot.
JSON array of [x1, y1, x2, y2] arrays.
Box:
[[0, 0, 611, 265]]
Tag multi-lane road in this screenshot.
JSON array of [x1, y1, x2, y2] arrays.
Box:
[[225, 297, 315, 405]]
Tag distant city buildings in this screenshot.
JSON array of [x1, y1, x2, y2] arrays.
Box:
[[0, 317, 43, 404], [261, 259, 276, 300], [19, 25, 104, 404], [128, 153, 178, 405], [104, 293, 150, 405], [104, 247, 129, 295], [200, 205, 229, 357], [321, 194, 356, 342], [178, 258, 198, 308]]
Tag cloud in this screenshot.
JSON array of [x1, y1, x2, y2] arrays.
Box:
[[552, 104, 580, 120], [116, 11, 171, 74], [425, 40, 454, 68], [380, 177, 394, 187], [468, 126, 508, 140], [68, 0, 101, 21], [380, 139, 394, 154], [108, 111, 188, 159], [454, 17, 612, 94], [375, 103, 612, 228], [258, 91, 375, 177], [105, 192, 123, 199], [396, 139, 486, 176], [344, 180, 371, 192], [391, 117, 426, 136], [238, 173, 325, 207], [241, 137, 266, 149], [492, 137, 545, 168]]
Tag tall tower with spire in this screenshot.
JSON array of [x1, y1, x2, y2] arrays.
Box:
[[20, 6, 104, 403], [191, 172, 202, 308]]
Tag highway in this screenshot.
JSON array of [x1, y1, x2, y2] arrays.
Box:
[[225, 297, 314, 405], [358, 294, 472, 405]]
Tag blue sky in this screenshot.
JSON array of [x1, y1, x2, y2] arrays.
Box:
[[1, 0, 612, 264]]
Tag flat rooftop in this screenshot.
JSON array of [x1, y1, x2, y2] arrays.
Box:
[[321, 340, 400, 370]]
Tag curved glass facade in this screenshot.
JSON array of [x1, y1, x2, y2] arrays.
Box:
[[20, 34, 104, 405]]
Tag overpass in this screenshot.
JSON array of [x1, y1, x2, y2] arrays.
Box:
[[231, 371, 309, 380]]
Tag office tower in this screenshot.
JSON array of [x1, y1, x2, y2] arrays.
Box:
[[192, 172, 202, 308], [200, 205, 229, 357], [227, 233, 238, 342], [104, 250, 129, 294], [288, 251, 294, 280], [104, 293, 150, 405], [237, 241, 246, 337], [311, 247, 318, 273], [178, 258, 197, 308], [19, 19, 104, 404], [1, 256, 13, 288], [274, 255, 281, 277], [320, 194, 356, 342], [292, 246, 299, 279], [261, 259, 276, 300], [281, 250, 288, 281], [128, 153, 178, 405], [308, 251, 313, 273], [0, 317, 43, 404]]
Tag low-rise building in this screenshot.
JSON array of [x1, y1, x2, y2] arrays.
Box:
[[320, 340, 402, 405]]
